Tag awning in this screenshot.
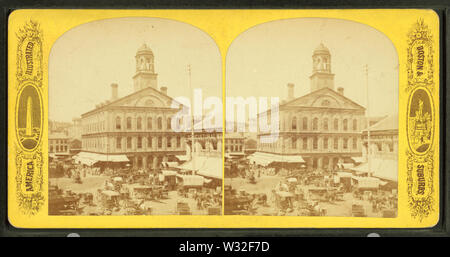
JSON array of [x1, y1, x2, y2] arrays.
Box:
[[101, 190, 120, 196], [162, 170, 177, 176], [176, 155, 189, 161], [352, 176, 386, 188], [180, 175, 204, 186], [247, 152, 305, 166], [337, 171, 352, 178], [351, 157, 365, 163], [162, 162, 179, 168], [179, 155, 222, 179], [74, 152, 129, 163], [341, 163, 355, 169], [350, 158, 398, 182]]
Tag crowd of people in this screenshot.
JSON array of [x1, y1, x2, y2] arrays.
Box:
[[226, 161, 398, 217]]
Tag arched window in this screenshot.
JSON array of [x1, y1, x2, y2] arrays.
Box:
[[126, 117, 132, 130], [388, 142, 393, 152], [126, 137, 132, 149], [116, 137, 121, 149], [323, 137, 328, 149], [343, 119, 348, 131], [302, 117, 308, 130], [353, 119, 358, 131], [167, 137, 172, 148], [158, 136, 162, 148], [137, 117, 142, 130], [323, 118, 328, 130], [148, 136, 152, 148], [313, 137, 318, 150], [334, 119, 339, 130], [167, 117, 171, 130], [303, 138, 308, 150], [116, 117, 121, 130], [157, 117, 162, 130], [137, 136, 142, 149], [147, 117, 152, 130], [334, 138, 339, 149], [343, 138, 348, 149], [292, 117, 297, 130], [313, 118, 319, 131]]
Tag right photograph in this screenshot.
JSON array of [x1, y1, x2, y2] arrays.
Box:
[[224, 18, 399, 217]]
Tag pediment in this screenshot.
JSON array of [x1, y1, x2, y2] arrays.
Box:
[[109, 87, 179, 108], [283, 88, 365, 110]]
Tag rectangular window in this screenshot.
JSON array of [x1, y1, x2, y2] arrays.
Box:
[[353, 137, 357, 149], [148, 137, 152, 148], [158, 137, 162, 148], [292, 138, 297, 149], [334, 138, 338, 149], [177, 136, 181, 147], [343, 138, 348, 149], [303, 138, 308, 150], [324, 137, 328, 149], [313, 137, 318, 150], [167, 137, 171, 148]]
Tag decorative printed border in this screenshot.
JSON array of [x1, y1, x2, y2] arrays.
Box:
[[406, 19, 435, 221], [14, 20, 45, 215]]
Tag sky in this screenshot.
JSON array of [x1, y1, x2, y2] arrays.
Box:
[[226, 18, 399, 118], [49, 17, 398, 123], [49, 17, 222, 122]]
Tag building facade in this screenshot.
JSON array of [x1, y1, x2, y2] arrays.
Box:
[[257, 43, 366, 171], [49, 131, 70, 157], [80, 44, 187, 169]]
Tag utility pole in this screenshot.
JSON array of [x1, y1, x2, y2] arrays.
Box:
[[364, 64, 372, 177], [188, 64, 196, 174]]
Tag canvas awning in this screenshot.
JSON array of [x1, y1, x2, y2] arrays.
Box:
[[162, 170, 177, 176], [247, 152, 305, 166], [352, 176, 387, 188], [176, 155, 189, 161], [351, 157, 365, 163], [74, 152, 129, 163], [162, 162, 179, 168], [180, 175, 204, 186], [179, 155, 222, 179], [351, 159, 398, 182]]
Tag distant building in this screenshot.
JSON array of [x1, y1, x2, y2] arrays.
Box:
[[225, 132, 245, 156], [350, 114, 399, 182], [49, 131, 70, 158], [68, 117, 83, 141], [256, 43, 367, 171], [79, 44, 186, 169]]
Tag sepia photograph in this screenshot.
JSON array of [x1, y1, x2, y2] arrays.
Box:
[[224, 18, 399, 217], [47, 17, 223, 216]]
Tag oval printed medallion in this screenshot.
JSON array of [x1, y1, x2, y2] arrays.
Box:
[[16, 83, 43, 151], [407, 87, 433, 155]]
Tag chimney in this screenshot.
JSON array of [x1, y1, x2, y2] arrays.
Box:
[[337, 87, 344, 95], [287, 83, 294, 101], [160, 86, 167, 95], [111, 83, 118, 101]]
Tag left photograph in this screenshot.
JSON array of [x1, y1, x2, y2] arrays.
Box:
[[48, 17, 223, 216]]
